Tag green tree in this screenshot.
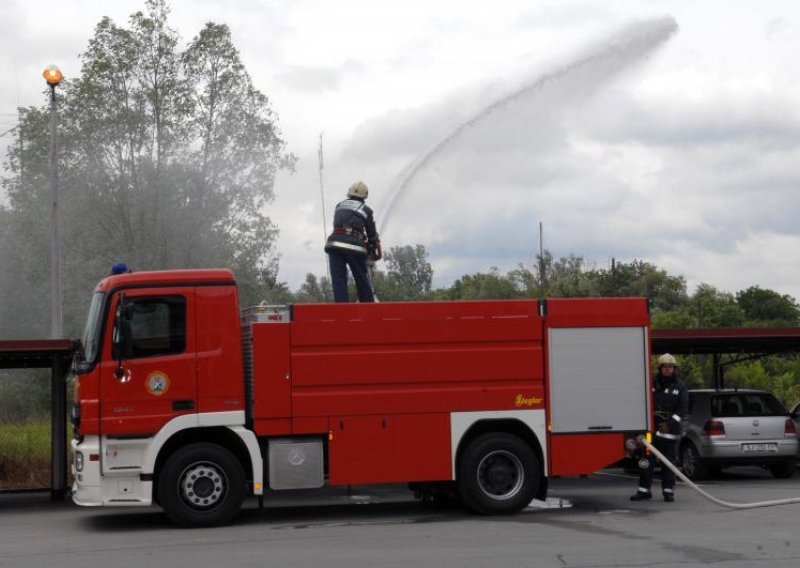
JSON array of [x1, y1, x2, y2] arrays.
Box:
[[294, 273, 332, 303], [736, 286, 800, 327], [651, 309, 693, 330], [435, 268, 521, 300], [691, 283, 745, 328], [724, 361, 800, 407], [0, 0, 294, 337], [590, 259, 689, 313], [373, 244, 433, 301], [508, 253, 598, 299]]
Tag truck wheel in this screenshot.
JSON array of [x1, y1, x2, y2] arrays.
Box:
[[158, 443, 246, 527], [680, 442, 707, 481], [769, 460, 796, 479], [457, 433, 540, 515]]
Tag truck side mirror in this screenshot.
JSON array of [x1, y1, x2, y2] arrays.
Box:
[[112, 293, 128, 379]]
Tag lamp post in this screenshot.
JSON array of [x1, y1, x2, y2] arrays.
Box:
[[43, 64, 63, 339]]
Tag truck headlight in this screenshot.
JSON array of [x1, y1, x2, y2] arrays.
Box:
[[75, 451, 84, 472]]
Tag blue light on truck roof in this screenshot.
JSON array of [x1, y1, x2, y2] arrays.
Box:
[[110, 263, 129, 275]]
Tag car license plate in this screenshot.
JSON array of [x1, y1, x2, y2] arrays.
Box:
[[741, 443, 778, 453]]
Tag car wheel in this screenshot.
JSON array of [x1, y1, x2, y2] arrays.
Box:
[[158, 443, 246, 527], [680, 442, 708, 481], [769, 460, 796, 479], [457, 433, 540, 515]]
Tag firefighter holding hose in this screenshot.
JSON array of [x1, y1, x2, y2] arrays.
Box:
[[325, 181, 382, 303], [631, 353, 688, 502]]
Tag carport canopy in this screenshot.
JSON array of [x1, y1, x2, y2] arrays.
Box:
[[651, 327, 800, 389], [0, 339, 76, 369]]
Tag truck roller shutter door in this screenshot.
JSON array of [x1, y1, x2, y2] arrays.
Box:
[[549, 327, 649, 433]]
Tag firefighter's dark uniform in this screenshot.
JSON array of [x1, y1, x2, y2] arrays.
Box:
[[324, 197, 379, 303], [633, 370, 688, 501]]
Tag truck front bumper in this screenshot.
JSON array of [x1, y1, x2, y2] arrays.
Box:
[[71, 436, 153, 507]]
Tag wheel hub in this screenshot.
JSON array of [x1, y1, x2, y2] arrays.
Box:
[[477, 450, 524, 500], [180, 463, 226, 509]]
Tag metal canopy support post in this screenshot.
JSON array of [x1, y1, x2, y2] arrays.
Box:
[[50, 354, 67, 500], [713, 352, 722, 390]]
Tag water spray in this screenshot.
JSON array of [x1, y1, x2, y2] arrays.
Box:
[[378, 16, 679, 237], [318, 133, 333, 294]]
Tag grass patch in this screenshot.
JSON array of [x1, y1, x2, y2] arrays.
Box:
[[0, 421, 69, 491], [0, 421, 51, 459]]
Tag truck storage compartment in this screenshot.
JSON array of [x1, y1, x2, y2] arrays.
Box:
[[268, 437, 324, 490]]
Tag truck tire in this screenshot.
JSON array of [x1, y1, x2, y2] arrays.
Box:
[[457, 433, 540, 515], [680, 442, 708, 481], [157, 443, 246, 527]]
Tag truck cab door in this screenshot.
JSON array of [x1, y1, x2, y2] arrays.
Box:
[[98, 287, 197, 437]]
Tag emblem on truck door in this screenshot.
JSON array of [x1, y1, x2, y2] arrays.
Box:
[[146, 371, 170, 396]]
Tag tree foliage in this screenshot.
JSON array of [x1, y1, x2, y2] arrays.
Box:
[[372, 244, 433, 301], [736, 286, 800, 327], [0, 0, 294, 337], [294, 273, 332, 304]]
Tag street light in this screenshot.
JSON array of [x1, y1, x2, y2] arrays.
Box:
[[43, 64, 63, 339]]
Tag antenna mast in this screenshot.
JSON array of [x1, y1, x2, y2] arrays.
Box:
[[538, 222, 546, 300]]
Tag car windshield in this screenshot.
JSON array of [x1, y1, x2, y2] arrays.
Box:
[[80, 292, 105, 365], [711, 393, 787, 417]]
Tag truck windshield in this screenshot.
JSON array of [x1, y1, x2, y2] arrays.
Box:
[[80, 292, 105, 366]]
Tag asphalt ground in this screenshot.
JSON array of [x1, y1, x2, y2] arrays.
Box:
[[1, 466, 799, 568]]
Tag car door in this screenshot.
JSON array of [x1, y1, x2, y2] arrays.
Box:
[[98, 287, 197, 437]]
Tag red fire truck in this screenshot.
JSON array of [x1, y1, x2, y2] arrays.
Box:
[[71, 268, 652, 526]]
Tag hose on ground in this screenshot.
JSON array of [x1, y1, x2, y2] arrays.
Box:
[[641, 437, 800, 510]]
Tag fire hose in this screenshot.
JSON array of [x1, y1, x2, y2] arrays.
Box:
[[641, 436, 800, 509]]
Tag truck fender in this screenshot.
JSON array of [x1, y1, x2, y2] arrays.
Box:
[[450, 409, 548, 478], [141, 412, 263, 495]]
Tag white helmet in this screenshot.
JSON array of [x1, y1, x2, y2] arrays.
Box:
[[347, 181, 369, 199], [657, 353, 678, 367]]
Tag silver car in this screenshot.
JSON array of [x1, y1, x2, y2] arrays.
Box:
[[680, 389, 798, 480]]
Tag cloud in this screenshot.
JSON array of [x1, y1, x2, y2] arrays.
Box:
[[764, 17, 790, 41], [283, 14, 800, 301], [654, 231, 800, 296], [273, 65, 343, 92], [515, 3, 614, 30]]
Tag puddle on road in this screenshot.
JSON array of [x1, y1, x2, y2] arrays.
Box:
[[338, 495, 373, 503], [527, 497, 573, 510]]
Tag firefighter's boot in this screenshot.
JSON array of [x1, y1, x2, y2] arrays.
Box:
[[630, 490, 652, 501]]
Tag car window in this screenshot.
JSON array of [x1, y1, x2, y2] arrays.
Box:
[[711, 393, 786, 417]]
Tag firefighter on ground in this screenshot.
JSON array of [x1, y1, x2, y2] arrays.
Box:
[[325, 181, 382, 303], [631, 353, 688, 502]]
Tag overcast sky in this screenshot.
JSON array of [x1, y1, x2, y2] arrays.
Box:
[[2, 0, 800, 299]]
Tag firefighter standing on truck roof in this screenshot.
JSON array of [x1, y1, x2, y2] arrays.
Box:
[[631, 353, 688, 503], [325, 181, 382, 303]]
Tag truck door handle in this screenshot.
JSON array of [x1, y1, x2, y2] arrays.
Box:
[[587, 425, 613, 430], [172, 400, 195, 411]]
